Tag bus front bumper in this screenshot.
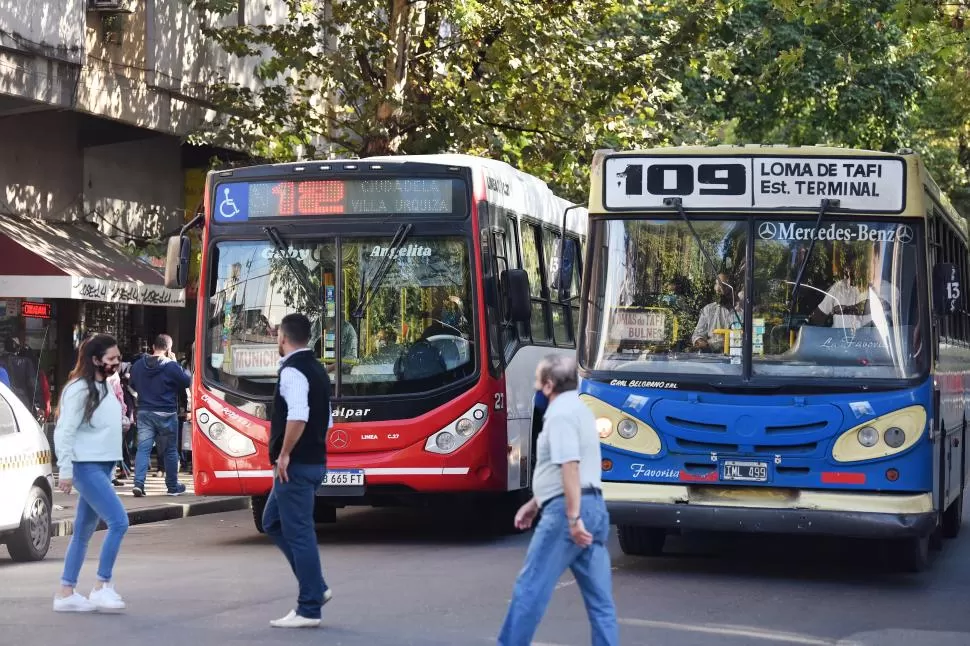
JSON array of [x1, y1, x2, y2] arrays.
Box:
[[604, 483, 937, 539]]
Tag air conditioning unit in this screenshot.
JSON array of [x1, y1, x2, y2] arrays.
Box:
[[87, 0, 127, 11]]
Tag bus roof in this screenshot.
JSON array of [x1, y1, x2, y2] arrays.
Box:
[[364, 154, 587, 234], [589, 145, 965, 239]]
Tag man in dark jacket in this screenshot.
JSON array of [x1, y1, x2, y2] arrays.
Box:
[[265, 313, 332, 629], [129, 334, 190, 496]]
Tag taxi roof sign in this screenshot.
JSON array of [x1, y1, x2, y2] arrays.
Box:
[[602, 154, 906, 213]]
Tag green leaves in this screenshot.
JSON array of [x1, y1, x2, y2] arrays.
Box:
[[193, 0, 970, 213]]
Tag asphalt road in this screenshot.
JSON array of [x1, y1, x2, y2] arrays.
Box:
[[3, 501, 970, 645]]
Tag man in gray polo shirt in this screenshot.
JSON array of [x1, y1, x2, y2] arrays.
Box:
[[497, 354, 618, 646]]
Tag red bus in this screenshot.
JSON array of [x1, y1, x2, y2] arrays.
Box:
[[165, 155, 587, 532]]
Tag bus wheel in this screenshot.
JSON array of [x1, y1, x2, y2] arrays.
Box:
[[895, 535, 930, 573], [942, 493, 964, 539], [617, 525, 666, 557], [251, 495, 267, 534], [313, 501, 337, 524]]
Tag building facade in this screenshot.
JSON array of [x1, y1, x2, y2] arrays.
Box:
[[0, 0, 284, 415]]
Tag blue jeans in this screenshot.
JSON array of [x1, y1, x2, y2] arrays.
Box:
[[498, 492, 619, 646], [262, 462, 328, 619], [135, 411, 179, 490], [61, 462, 129, 588]]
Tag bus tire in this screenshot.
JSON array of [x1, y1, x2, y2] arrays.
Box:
[[313, 501, 337, 524], [617, 525, 665, 557], [895, 535, 930, 573], [251, 495, 267, 534], [942, 493, 964, 539], [6, 486, 51, 562]]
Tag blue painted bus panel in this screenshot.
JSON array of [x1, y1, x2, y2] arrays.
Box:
[[584, 378, 934, 493]]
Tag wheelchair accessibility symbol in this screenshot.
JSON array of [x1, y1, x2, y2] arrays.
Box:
[[219, 188, 240, 219], [215, 184, 248, 222]]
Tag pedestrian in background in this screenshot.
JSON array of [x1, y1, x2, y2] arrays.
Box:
[[265, 313, 332, 628], [52, 334, 129, 613], [497, 355, 619, 646], [129, 334, 190, 497]]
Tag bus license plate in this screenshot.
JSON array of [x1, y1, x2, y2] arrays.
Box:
[[322, 470, 364, 486], [721, 461, 769, 482]]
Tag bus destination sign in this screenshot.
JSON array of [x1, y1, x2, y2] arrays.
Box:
[[603, 155, 906, 213], [213, 178, 458, 222]]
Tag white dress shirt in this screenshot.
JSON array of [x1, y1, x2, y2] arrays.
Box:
[[278, 347, 333, 427]]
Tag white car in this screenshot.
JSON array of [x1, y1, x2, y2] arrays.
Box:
[[0, 382, 53, 561]]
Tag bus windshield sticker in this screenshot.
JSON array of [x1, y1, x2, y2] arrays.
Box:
[[604, 156, 906, 212], [622, 394, 649, 412], [849, 401, 876, 419]]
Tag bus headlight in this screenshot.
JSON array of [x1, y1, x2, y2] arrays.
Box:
[[596, 417, 613, 438], [617, 419, 639, 439], [426, 403, 489, 455], [857, 426, 879, 448], [884, 427, 906, 448], [195, 408, 256, 458], [580, 395, 662, 456], [832, 406, 926, 463]]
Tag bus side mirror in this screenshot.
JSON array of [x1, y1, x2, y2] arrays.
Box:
[[554, 239, 577, 302], [165, 235, 191, 290], [933, 262, 961, 317], [503, 269, 531, 323]]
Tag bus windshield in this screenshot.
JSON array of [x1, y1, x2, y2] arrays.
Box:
[[205, 236, 475, 398], [581, 218, 925, 382]]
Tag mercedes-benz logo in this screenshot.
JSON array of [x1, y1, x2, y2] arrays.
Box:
[[329, 429, 348, 449], [896, 225, 914, 244], [758, 222, 777, 239]]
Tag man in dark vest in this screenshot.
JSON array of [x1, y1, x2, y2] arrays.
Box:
[[264, 313, 332, 629]]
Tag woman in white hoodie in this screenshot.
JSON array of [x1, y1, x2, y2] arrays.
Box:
[[53, 334, 129, 613]]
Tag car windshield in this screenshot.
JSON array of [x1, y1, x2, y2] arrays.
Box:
[[580, 218, 926, 382], [206, 236, 475, 398]]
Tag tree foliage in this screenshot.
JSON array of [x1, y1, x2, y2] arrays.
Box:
[[192, 0, 970, 210]]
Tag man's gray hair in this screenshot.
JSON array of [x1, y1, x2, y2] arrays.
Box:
[[536, 354, 578, 393]]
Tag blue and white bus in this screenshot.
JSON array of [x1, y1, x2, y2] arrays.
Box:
[[572, 146, 968, 570]]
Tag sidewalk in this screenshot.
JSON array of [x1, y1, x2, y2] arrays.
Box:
[[51, 471, 250, 538]]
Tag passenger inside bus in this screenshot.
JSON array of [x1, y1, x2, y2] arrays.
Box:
[[808, 245, 899, 330], [691, 273, 743, 353]]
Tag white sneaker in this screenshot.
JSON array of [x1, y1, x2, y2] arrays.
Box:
[[270, 610, 321, 628], [323, 587, 333, 605], [53, 592, 97, 613], [89, 583, 126, 612]]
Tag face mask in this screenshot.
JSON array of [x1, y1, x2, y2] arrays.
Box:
[[534, 389, 549, 411], [442, 311, 459, 327], [661, 294, 679, 306]]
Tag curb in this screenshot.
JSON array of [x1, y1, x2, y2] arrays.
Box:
[[52, 497, 252, 538]]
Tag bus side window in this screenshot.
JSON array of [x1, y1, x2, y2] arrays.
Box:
[[520, 222, 551, 343], [542, 228, 572, 347]]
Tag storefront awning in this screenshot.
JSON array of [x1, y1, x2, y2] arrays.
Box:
[[0, 216, 185, 307]]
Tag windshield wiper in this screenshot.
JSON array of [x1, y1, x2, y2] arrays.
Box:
[[785, 198, 840, 329], [264, 226, 322, 310], [664, 197, 741, 329], [352, 223, 413, 319]]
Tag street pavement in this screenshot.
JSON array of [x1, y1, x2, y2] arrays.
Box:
[[3, 499, 970, 645], [51, 471, 249, 537]]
